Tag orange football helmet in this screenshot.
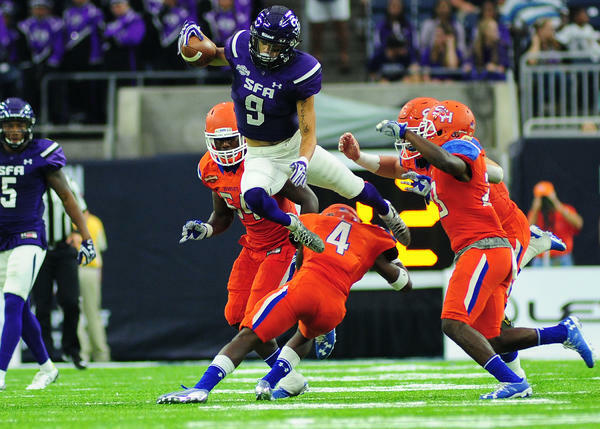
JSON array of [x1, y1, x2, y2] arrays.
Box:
[[420, 100, 476, 146], [321, 203, 361, 223], [396, 97, 439, 160], [205, 102, 246, 166]]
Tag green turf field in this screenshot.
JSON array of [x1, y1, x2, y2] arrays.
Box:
[[0, 360, 598, 428]]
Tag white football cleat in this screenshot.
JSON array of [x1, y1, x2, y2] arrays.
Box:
[[26, 367, 58, 390], [379, 200, 411, 246], [156, 387, 209, 404], [255, 379, 273, 401], [272, 370, 308, 399]]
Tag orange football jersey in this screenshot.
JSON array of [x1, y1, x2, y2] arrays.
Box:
[[198, 153, 296, 251], [298, 213, 398, 296], [430, 139, 507, 253], [490, 182, 530, 251]]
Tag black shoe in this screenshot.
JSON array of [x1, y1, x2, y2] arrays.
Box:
[[63, 353, 87, 370]]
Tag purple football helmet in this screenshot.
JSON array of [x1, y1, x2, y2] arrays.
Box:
[[0, 98, 36, 150], [250, 5, 300, 70]]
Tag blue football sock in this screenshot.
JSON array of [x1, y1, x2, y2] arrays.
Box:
[[0, 293, 25, 371], [483, 354, 522, 383], [20, 299, 50, 365], [355, 182, 389, 216], [262, 358, 293, 389], [244, 188, 292, 226], [536, 324, 568, 345], [264, 348, 281, 368], [194, 355, 235, 391], [194, 365, 225, 391], [500, 351, 519, 363]]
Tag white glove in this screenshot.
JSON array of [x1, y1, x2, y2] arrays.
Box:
[[177, 20, 203, 55], [399, 171, 432, 203], [180, 220, 213, 243], [77, 239, 96, 266], [289, 157, 308, 188], [375, 120, 407, 140]]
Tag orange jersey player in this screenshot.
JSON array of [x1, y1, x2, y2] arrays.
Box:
[[339, 97, 568, 382], [338, 97, 562, 269], [157, 204, 412, 404], [378, 100, 595, 400], [178, 102, 319, 399]]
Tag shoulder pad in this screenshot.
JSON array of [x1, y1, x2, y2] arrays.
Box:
[[291, 53, 322, 86], [35, 139, 61, 159], [227, 30, 247, 60], [442, 139, 482, 161], [198, 152, 215, 182]]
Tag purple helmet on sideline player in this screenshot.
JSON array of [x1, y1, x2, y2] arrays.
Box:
[[249, 5, 300, 70], [0, 98, 36, 150]]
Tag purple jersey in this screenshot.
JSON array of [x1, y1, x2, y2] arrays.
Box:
[[63, 2, 105, 64], [18, 15, 65, 66], [225, 30, 322, 142], [0, 139, 66, 251]]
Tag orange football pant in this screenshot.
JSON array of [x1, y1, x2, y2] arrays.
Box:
[[241, 269, 347, 341], [441, 247, 513, 339], [224, 243, 296, 326]]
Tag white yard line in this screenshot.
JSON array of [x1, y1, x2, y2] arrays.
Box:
[[186, 409, 593, 429]]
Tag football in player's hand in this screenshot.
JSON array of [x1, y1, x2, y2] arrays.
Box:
[[181, 35, 216, 67]]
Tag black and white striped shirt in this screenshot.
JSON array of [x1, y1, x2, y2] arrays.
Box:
[[42, 177, 87, 249]]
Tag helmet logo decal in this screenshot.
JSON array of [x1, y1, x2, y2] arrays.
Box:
[[431, 106, 453, 123]]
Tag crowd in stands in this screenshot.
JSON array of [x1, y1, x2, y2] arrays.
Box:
[[367, 0, 600, 83], [1, 0, 599, 121], [0, 0, 262, 120]]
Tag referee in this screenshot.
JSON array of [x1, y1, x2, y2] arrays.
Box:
[[32, 177, 87, 370]]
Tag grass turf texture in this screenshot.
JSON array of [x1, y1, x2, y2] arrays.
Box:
[[0, 360, 598, 428]]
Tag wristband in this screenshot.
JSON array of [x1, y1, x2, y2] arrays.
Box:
[[356, 152, 380, 173], [389, 266, 409, 291], [205, 223, 214, 238]]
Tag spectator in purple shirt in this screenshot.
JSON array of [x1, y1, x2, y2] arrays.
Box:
[[205, 0, 251, 46], [368, 0, 418, 82], [103, 0, 145, 71], [420, 23, 464, 81], [0, 1, 22, 99], [18, 0, 65, 121], [470, 19, 510, 80], [153, 0, 190, 70], [62, 0, 104, 122], [420, 0, 466, 58]]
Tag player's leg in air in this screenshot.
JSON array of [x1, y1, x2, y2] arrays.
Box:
[[487, 314, 596, 377], [519, 225, 567, 269], [304, 144, 411, 246]]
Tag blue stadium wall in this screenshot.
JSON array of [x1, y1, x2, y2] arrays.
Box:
[[72, 137, 599, 361], [80, 155, 446, 361]]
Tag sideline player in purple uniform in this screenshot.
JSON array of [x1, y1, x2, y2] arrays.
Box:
[[177, 6, 411, 253], [0, 98, 96, 391]]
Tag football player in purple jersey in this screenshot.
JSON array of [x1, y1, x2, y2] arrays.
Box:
[[177, 5, 411, 253], [0, 98, 96, 391]]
